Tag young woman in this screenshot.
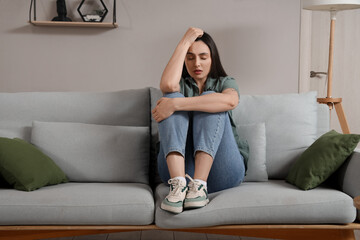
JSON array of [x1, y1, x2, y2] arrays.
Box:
[[152, 27, 249, 214]]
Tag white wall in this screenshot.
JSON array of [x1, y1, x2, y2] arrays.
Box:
[[0, 0, 301, 94]]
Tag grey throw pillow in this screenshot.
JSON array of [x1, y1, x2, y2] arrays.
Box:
[[233, 91, 318, 179], [31, 121, 149, 184], [237, 123, 268, 182]]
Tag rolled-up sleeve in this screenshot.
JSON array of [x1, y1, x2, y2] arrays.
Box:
[[221, 76, 240, 100]]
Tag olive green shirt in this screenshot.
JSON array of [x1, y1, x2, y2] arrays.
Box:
[[179, 76, 249, 171]]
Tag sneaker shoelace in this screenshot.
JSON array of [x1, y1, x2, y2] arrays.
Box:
[[167, 178, 186, 197], [185, 174, 202, 193]]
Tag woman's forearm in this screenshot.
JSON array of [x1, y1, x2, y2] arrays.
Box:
[[152, 89, 238, 123], [160, 40, 190, 93], [173, 92, 238, 113]]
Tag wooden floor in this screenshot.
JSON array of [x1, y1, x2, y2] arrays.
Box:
[[40, 229, 360, 240]]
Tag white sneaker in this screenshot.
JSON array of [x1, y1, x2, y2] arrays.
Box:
[[161, 178, 188, 214], [184, 174, 209, 209]]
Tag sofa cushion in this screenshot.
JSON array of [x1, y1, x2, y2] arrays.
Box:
[[155, 180, 356, 228], [0, 182, 154, 225], [286, 130, 360, 190], [31, 121, 149, 184], [238, 123, 267, 182], [232, 91, 318, 179], [0, 137, 68, 191]]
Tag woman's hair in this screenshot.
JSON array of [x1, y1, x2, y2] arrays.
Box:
[[182, 32, 227, 79]]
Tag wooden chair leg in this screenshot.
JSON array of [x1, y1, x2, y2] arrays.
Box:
[[334, 102, 350, 134]]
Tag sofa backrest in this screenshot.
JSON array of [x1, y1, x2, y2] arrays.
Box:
[[0, 88, 151, 184], [0, 89, 150, 140], [0, 88, 329, 185]]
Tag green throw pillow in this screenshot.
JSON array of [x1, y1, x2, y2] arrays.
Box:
[[0, 137, 68, 191], [286, 130, 360, 190]]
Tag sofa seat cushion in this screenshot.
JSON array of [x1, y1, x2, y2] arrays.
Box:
[[155, 180, 356, 228], [0, 182, 154, 225]]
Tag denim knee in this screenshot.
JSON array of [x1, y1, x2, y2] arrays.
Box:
[[164, 91, 212, 99], [163, 92, 185, 98], [201, 91, 215, 96]]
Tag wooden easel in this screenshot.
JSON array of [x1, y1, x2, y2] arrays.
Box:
[[317, 11, 350, 134]]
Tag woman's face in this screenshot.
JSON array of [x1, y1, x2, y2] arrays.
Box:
[[185, 40, 212, 82]]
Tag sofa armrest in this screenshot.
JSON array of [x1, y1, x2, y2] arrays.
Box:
[[338, 149, 360, 196], [335, 148, 360, 220]]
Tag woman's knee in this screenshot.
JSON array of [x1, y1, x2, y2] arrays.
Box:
[[194, 110, 227, 117], [163, 92, 185, 98], [201, 90, 215, 96], [192, 110, 227, 125]]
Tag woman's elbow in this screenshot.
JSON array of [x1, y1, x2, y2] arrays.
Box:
[[160, 82, 180, 94], [228, 97, 239, 110]]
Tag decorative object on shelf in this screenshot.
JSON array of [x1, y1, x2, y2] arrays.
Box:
[[52, 0, 72, 22], [302, 0, 360, 134], [77, 0, 108, 22]]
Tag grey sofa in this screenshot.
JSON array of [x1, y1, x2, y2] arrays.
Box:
[[0, 87, 359, 240]]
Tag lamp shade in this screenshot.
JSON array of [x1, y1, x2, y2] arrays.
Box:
[[302, 0, 360, 11]]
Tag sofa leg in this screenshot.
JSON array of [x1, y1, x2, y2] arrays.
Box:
[[341, 229, 356, 240]]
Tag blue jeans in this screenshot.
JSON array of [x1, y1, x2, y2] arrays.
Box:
[[157, 91, 245, 193]]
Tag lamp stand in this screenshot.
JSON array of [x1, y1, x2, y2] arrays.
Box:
[[316, 11, 350, 134]]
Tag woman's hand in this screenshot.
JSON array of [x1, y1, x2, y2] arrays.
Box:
[[152, 97, 176, 123], [181, 27, 204, 46]]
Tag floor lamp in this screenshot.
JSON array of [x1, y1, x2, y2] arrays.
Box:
[[302, 0, 360, 134]]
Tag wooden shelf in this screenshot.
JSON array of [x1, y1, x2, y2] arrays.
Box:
[[28, 0, 118, 29], [29, 20, 118, 28]]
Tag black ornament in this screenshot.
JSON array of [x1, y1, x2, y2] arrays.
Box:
[[52, 0, 72, 22]]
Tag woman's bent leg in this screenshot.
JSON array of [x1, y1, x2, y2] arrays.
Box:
[[157, 92, 191, 214], [192, 110, 226, 182], [184, 98, 226, 208], [157, 92, 189, 183], [207, 115, 245, 193], [191, 91, 245, 193], [191, 91, 226, 185]]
